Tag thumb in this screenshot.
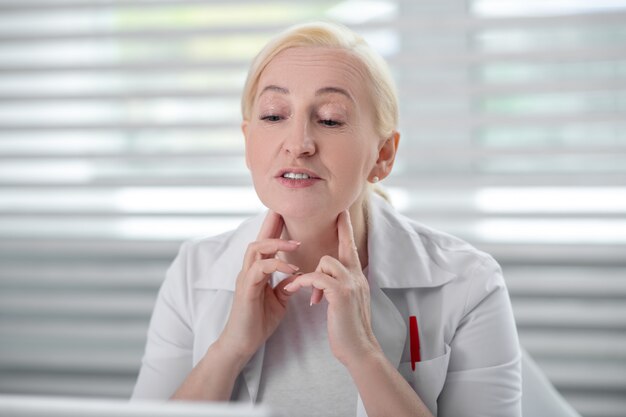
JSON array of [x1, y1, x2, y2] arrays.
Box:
[[274, 274, 299, 304]]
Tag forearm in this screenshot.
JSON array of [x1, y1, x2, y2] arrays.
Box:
[[348, 351, 434, 417], [170, 340, 248, 401]]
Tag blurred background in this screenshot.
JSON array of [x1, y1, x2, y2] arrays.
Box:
[[0, 0, 625, 416]]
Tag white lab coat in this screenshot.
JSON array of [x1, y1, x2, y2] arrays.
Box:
[[132, 194, 522, 416]]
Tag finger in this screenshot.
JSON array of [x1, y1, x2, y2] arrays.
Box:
[[310, 288, 324, 306], [274, 275, 298, 305], [257, 210, 284, 241], [337, 210, 360, 269], [284, 271, 337, 294], [243, 239, 300, 270], [248, 258, 299, 287], [310, 259, 337, 305], [316, 254, 349, 281]]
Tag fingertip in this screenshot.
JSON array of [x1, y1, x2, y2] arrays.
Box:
[[338, 210, 353, 233], [310, 288, 323, 306], [271, 212, 285, 238], [340, 209, 351, 226], [283, 280, 297, 293], [258, 210, 284, 239]]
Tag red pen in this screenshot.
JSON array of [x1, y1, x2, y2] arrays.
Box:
[[409, 315, 421, 370]]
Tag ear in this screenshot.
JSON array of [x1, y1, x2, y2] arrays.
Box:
[[370, 130, 400, 181], [241, 120, 250, 170]]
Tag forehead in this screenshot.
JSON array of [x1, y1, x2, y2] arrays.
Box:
[[257, 47, 370, 101]]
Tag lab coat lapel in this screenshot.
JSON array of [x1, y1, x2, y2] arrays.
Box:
[[369, 273, 406, 367], [192, 211, 268, 403], [354, 195, 457, 417], [355, 272, 407, 417], [193, 289, 265, 404]]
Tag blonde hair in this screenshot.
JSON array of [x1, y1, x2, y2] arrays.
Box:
[[241, 21, 399, 139]]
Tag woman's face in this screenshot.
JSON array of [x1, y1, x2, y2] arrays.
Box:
[[242, 47, 381, 221]]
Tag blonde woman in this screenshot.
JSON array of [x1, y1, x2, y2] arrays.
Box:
[[132, 22, 522, 417]]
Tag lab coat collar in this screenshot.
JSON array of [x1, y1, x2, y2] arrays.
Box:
[[194, 193, 456, 291], [367, 193, 457, 289], [194, 214, 264, 292]]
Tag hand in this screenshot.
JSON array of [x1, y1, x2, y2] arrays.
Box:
[[284, 210, 382, 367], [218, 210, 300, 362]]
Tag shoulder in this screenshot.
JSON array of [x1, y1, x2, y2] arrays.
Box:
[[368, 193, 502, 292], [397, 209, 507, 313], [411, 216, 499, 277]]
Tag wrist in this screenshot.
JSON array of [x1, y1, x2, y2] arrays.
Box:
[[342, 341, 386, 373], [172, 339, 249, 401], [207, 338, 252, 375]]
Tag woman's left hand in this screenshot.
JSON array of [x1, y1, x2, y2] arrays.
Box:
[[284, 210, 382, 368]]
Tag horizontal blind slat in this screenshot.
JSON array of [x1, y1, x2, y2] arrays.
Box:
[[2, 11, 626, 42], [3, 78, 626, 99]]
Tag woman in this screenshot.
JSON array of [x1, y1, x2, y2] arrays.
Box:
[[132, 22, 522, 417]]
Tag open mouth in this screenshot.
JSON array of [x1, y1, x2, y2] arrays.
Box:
[[276, 169, 321, 188], [276, 168, 321, 180], [282, 172, 313, 180]]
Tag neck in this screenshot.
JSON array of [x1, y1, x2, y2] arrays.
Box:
[[280, 198, 369, 273]]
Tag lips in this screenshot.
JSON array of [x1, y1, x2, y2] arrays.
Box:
[[275, 167, 322, 189], [283, 172, 311, 180], [276, 168, 321, 180]]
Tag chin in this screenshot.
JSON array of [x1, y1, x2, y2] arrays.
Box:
[[273, 201, 329, 220], [260, 194, 338, 222]]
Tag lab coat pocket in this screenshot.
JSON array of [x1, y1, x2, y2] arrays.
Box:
[[398, 343, 451, 416]]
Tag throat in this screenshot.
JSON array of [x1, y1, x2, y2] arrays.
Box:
[[279, 204, 369, 273], [281, 226, 338, 273]]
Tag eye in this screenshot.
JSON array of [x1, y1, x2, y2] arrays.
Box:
[[261, 115, 281, 122], [320, 119, 342, 127]]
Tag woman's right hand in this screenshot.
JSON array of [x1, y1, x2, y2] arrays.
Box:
[[216, 210, 300, 363]]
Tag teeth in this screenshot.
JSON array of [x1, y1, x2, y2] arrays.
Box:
[[283, 172, 311, 180]]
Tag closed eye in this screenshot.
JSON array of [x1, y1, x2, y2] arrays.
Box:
[[319, 119, 342, 127], [261, 115, 281, 122]]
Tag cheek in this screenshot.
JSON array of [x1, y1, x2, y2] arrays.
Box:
[[245, 140, 260, 170], [245, 131, 274, 172], [326, 141, 371, 183]]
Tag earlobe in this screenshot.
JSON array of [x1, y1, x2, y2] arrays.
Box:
[[373, 131, 400, 181]]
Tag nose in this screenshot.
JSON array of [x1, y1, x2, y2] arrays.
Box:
[[282, 117, 316, 158]]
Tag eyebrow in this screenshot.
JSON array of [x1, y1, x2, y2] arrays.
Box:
[[315, 86, 355, 103], [259, 85, 289, 97], [258, 84, 354, 103]]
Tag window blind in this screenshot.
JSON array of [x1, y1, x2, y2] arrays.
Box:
[[0, 1, 625, 416]]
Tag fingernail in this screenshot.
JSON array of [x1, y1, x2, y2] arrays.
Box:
[[288, 263, 300, 271], [284, 283, 295, 292], [288, 240, 301, 245]]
